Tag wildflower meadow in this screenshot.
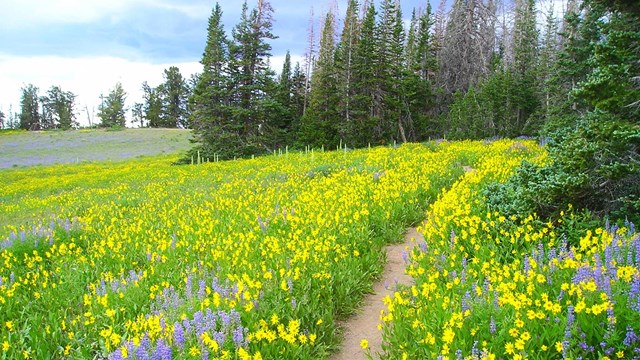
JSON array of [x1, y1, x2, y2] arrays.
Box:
[[1, 139, 638, 359]]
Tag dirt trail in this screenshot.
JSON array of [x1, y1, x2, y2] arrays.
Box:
[[331, 227, 422, 360]]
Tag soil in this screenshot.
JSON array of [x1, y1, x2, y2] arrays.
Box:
[[331, 227, 422, 360]]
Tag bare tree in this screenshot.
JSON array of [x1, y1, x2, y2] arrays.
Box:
[[437, 0, 498, 95]]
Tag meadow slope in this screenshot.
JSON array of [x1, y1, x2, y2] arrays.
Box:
[[0, 129, 191, 168], [2, 138, 638, 359]]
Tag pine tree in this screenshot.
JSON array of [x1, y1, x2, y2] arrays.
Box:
[[160, 66, 189, 128], [0, 109, 5, 129], [538, 3, 561, 121], [19, 84, 40, 130], [350, 4, 379, 146], [132, 102, 145, 128], [298, 11, 340, 148], [42, 86, 77, 130], [273, 51, 296, 145], [334, 0, 360, 141], [403, 5, 437, 139], [226, 0, 279, 154], [97, 82, 127, 128], [142, 82, 163, 127], [187, 2, 233, 160], [510, 0, 540, 135], [290, 61, 306, 131], [437, 0, 496, 97]]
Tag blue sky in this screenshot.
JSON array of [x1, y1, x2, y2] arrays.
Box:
[[0, 0, 432, 126]]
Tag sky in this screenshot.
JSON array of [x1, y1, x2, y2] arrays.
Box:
[[0, 0, 431, 127]]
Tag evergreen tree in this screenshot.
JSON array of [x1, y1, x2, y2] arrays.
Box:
[[376, 0, 405, 143], [0, 109, 5, 129], [403, 5, 437, 139], [41, 86, 77, 130], [132, 102, 145, 128], [226, 0, 279, 155], [290, 61, 306, 131], [160, 66, 189, 128], [349, 4, 379, 146], [142, 82, 163, 127], [187, 3, 232, 160], [97, 82, 127, 128], [298, 11, 340, 148], [19, 84, 40, 130], [334, 0, 360, 142], [538, 3, 561, 121], [273, 51, 296, 145], [510, 0, 540, 135]]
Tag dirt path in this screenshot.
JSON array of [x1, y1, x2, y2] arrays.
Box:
[[331, 227, 422, 360]]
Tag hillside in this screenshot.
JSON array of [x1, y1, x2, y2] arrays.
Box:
[[0, 128, 191, 168]]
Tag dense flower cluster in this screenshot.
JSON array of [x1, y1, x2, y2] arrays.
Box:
[[381, 142, 640, 359]]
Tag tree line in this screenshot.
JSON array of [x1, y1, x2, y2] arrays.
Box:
[[2, 65, 193, 131], [184, 0, 588, 159]]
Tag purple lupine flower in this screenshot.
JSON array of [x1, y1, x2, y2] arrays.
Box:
[[291, 298, 297, 308], [402, 250, 409, 264], [193, 311, 205, 335], [201, 348, 209, 360], [287, 278, 293, 293], [567, 305, 575, 327], [625, 327, 639, 346], [151, 338, 172, 360], [198, 280, 207, 300], [489, 317, 496, 334], [232, 327, 245, 347], [419, 241, 428, 253], [461, 291, 472, 313], [455, 349, 463, 360], [186, 275, 193, 298], [182, 318, 192, 334], [212, 331, 225, 345], [108, 349, 125, 360], [136, 335, 151, 360], [471, 341, 480, 358], [219, 311, 231, 329]]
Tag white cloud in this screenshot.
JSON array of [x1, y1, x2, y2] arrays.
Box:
[[1, 0, 133, 27], [0, 54, 201, 127], [0, 0, 211, 28]]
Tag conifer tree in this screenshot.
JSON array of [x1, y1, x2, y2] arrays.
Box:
[[299, 11, 340, 148], [403, 5, 437, 139], [510, 0, 540, 135], [334, 0, 360, 141], [19, 84, 41, 130], [226, 0, 279, 155], [97, 82, 127, 128], [142, 82, 163, 128], [160, 66, 189, 128], [188, 3, 233, 160], [42, 86, 77, 130], [350, 4, 379, 146]]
